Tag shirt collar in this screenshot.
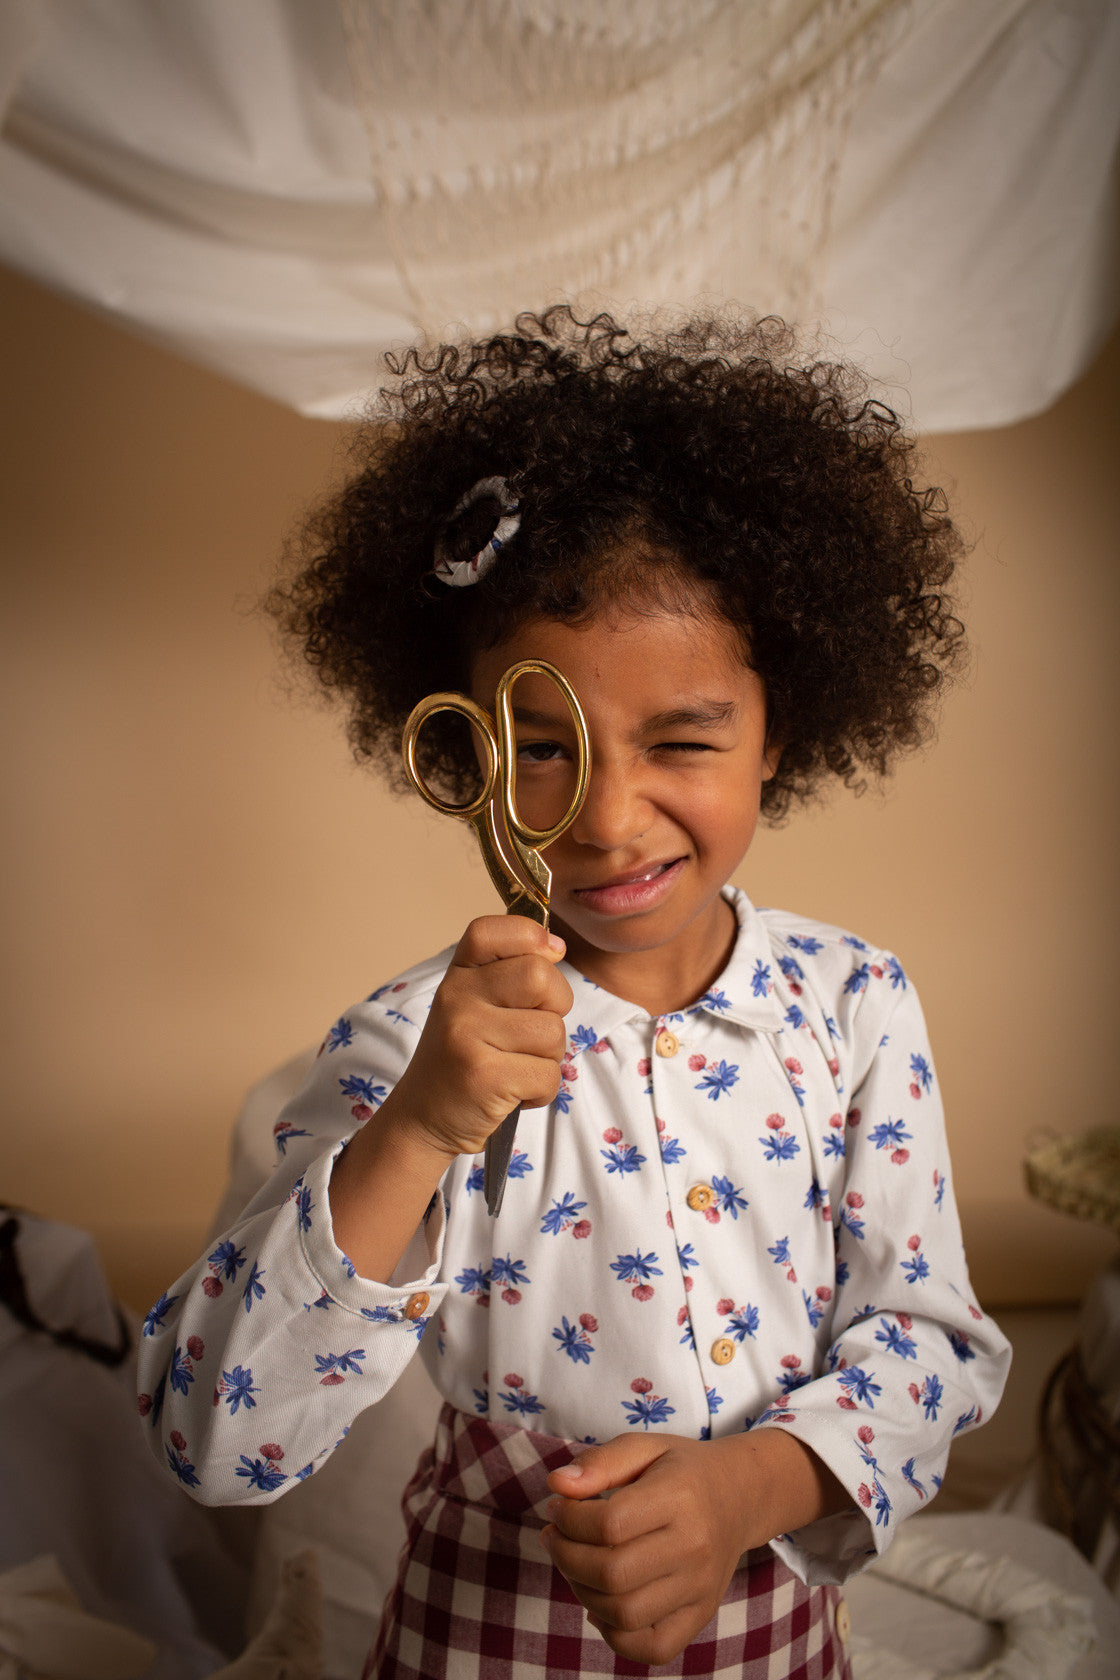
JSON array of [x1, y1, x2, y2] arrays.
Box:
[[560, 887, 784, 1039]]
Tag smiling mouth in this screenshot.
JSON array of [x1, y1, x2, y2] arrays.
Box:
[[575, 859, 682, 894]]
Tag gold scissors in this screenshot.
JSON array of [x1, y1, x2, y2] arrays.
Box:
[[401, 660, 590, 1215]]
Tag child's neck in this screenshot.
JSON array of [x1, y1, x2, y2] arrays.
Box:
[[555, 893, 738, 1019]]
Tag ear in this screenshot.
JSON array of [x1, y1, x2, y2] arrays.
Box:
[[761, 735, 784, 782]]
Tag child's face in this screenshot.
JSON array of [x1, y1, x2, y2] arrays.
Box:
[[469, 593, 777, 1008]]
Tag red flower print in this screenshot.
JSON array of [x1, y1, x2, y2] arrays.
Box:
[[632, 1284, 655, 1302], [572, 1221, 592, 1239], [591, 1038, 609, 1053], [677, 1306, 689, 1326], [828, 1058, 839, 1077], [969, 1305, 983, 1321], [504, 1373, 524, 1389], [837, 1396, 857, 1410], [260, 1443, 284, 1461], [848, 1107, 862, 1126], [202, 1277, 223, 1298], [780, 1354, 802, 1369], [579, 1314, 598, 1332], [871, 965, 883, 979], [789, 982, 802, 996], [909, 1383, 921, 1403], [907, 1234, 921, 1251], [858, 1425, 875, 1443], [771, 1409, 796, 1422], [785, 1058, 803, 1076], [501, 1288, 522, 1305], [186, 1336, 205, 1360], [786, 1268, 797, 1283], [683, 1275, 694, 1291], [765, 1114, 785, 1130], [637, 1058, 651, 1077], [170, 1430, 186, 1451], [704, 1207, 721, 1224], [892, 1148, 910, 1164], [631, 1377, 653, 1394], [829, 1113, 843, 1129], [212, 1388, 220, 1406], [846, 1192, 864, 1209], [716, 1297, 735, 1315], [909, 1082, 921, 1100], [561, 1062, 577, 1081], [602, 1127, 623, 1145], [321, 1372, 344, 1386], [898, 1313, 912, 1330], [351, 1102, 373, 1121], [857, 1484, 872, 1507], [137, 1393, 152, 1417], [688, 1053, 707, 1072], [816, 1286, 832, 1301]]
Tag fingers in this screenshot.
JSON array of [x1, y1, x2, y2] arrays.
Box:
[[588, 1602, 710, 1668], [547, 1434, 670, 1502], [542, 1522, 676, 1603], [453, 914, 567, 970]]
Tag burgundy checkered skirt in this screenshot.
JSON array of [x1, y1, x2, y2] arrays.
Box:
[[365, 1403, 852, 1679]]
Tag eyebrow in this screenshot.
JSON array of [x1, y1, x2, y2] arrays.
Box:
[[510, 699, 740, 732]]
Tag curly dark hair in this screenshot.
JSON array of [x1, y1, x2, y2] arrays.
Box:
[[268, 306, 964, 819]]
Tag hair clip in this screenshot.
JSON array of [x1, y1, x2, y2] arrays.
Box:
[[433, 476, 521, 588]]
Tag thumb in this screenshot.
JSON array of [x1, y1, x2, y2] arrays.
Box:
[[547, 1432, 671, 1500]]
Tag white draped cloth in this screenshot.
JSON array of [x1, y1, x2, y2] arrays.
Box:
[[1, 0, 1117, 428]]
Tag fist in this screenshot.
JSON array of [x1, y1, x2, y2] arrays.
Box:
[[390, 915, 572, 1159]]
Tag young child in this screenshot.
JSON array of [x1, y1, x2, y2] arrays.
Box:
[[138, 308, 1010, 1679]]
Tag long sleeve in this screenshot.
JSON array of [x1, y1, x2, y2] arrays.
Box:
[[136, 962, 452, 1505], [752, 959, 1011, 1584]]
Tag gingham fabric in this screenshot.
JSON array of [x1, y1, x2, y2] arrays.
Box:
[[365, 1402, 853, 1679]]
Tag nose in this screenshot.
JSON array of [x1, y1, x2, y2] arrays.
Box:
[[568, 760, 652, 851]]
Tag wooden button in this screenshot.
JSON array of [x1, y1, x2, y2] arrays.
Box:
[[655, 1029, 679, 1058], [686, 1183, 714, 1212], [710, 1337, 736, 1366], [834, 1601, 851, 1645], [403, 1291, 430, 1320]]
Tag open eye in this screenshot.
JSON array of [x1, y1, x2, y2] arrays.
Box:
[[516, 739, 567, 763]]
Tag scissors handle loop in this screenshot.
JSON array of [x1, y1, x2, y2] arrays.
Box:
[[401, 692, 498, 819], [496, 660, 590, 847]]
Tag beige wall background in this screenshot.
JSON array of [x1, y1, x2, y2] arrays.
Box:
[[3, 263, 1117, 1313]]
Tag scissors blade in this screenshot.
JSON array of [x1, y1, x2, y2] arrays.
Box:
[[483, 891, 548, 1216]]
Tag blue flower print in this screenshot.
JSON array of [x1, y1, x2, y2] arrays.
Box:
[[804, 1179, 826, 1212], [465, 1164, 485, 1197], [768, 1236, 792, 1268], [506, 1149, 533, 1179], [360, 1304, 403, 1323], [760, 1124, 800, 1163], [705, 1385, 724, 1414], [541, 1192, 588, 1235], [751, 960, 772, 998], [611, 1250, 663, 1286], [676, 1242, 698, 1271], [456, 1264, 492, 1298], [338, 1074, 386, 1106], [242, 1261, 266, 1313], [875, 1317, 918, 1359], [169, 1345, 196, 1395], [787, 934, 823, 956], [555, 1085, 575, 1115], [166, 1437, 201, 1488], [601, 1142, 646, 1174], [841, 934, 868, 951], [919, 1373, 944, 1421], [910, 1053, 932, 1092], [273, 1119, 311, 1155], [623, 1382, 676, 1430], [778, 956, 805, 984], [315, 1349, 367, 1384], [572, 1024, 600, 1050], [838, 1365, 881, 1407], [840, 1195, 866, 1240], [699, 986, 732, 1012], [901, 1244, 931, 1284], [325, 1017, 353, 1052], [473, 1387, 489, 1415], [289, 1181, 314, 1232], [499, 1376, 545, 1416], [208, 1240, 246, 1282], [868, 1118, 913, 1153], [784, 1003, 806, 1031], [948, 1330, 975, 1362], [873, 1482, 892, 1526], [802, 1290, 824, 1329], [934, 1170, 947, 1210], [236, 1453, 287, 1494], [553, 1314, 597, 1364], [695, 1060, 741, 1101], [295, 1464, 314, 1482], [901, 1457, 927, 1499], [843, 964, 870, 996], [218, 1364, 260, 1415], [886, 956, 908, 989], [304, 1289, 332, 1312], [953, 1406, 979, 1435], [711, 1175, 747, 1218], [659, 1131, 686, 1164], [142, 1291, 177, 1338], [823, 1132, 846, 1160], [835, 1258, 851, 1288], [725, 1303, 760, 1342], [824, 1012, 840, 1042], [779, 1356, 812, 1395], [492, 1255, 530, 1289]]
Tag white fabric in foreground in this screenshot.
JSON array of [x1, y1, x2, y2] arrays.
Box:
[[0, 0, 1116, 432]]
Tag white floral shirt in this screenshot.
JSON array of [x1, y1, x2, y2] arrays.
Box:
[[137, 888, 1010, 1585]]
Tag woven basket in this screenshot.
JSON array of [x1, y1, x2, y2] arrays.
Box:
[[1024, 1126, 1120, 1239]]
